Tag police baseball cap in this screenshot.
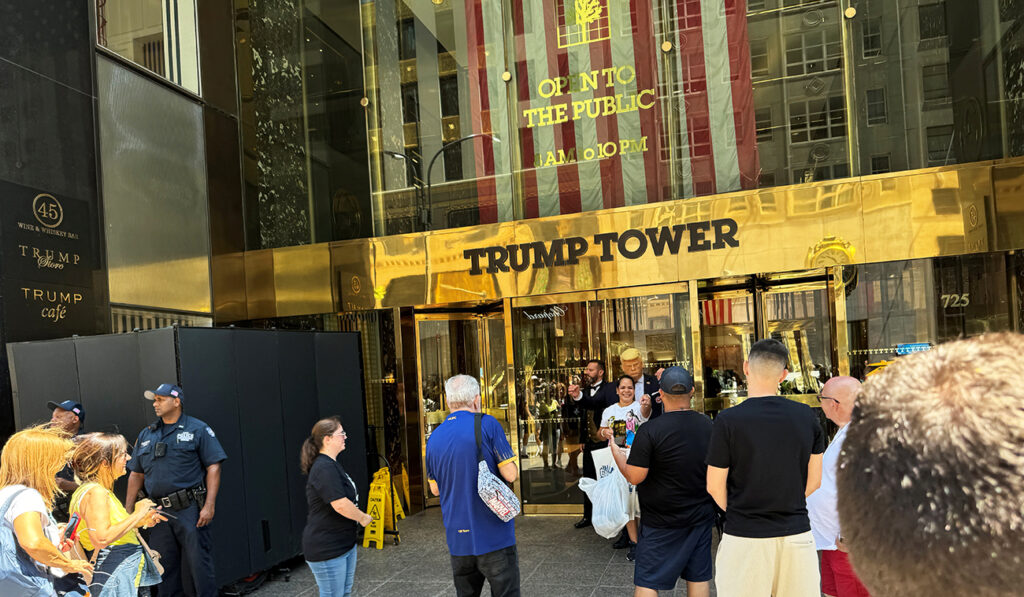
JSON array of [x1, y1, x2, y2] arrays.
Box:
[[144, 383, 184, 402], [47, 400, 85, 423], [658, 367, 694, 395]]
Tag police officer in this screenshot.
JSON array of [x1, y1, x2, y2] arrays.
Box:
[[47, 399, 85, 522], [126, 384, 226, 597]]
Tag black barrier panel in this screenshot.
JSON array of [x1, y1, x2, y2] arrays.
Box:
[[314, 333, 369, 500], [73, 334, 146, 499], [176, 328, 250, 587], [137, 327, 178, 399], [277, 332, 318, 554], [7, 327, 366, 588], [232, 330, 292, 570], [9, 338, 80, 428]]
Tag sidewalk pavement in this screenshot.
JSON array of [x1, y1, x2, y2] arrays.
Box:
[[248, 508, 717, 596]]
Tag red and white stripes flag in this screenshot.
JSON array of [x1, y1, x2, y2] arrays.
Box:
[[461, 0, 515, 223], [463, 0, 759, 223], [702, 298, 734, 326], [505, 0, 668, 220], [668, 0, 760, 196]]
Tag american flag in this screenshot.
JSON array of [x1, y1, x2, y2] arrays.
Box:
[[701, 296, 754, 326], [431, 0, 759, 223]]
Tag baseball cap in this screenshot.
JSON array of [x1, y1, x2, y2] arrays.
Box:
[[144, 383, 184, 402], [658, 367, 694, 395], [47, 400, 85, 423]]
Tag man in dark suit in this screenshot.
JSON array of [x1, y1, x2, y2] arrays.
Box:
[[567, 359, 618, 529], [620, 348, 663, 419]]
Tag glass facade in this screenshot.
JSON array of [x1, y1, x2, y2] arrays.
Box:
[[357, 0, 1024, 236], [98, 0, 201, 94], [236, 1, 372, 249], [843, 253, 1014, 378]]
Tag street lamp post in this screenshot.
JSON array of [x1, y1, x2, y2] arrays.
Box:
[[425, 133, 500, 231]]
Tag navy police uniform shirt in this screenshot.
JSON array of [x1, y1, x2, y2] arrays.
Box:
[[128, 414, 227, 498], [425, 411, 516, 557]]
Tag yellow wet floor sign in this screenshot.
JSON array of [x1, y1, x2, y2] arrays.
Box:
[[362, 478, 386, 549]]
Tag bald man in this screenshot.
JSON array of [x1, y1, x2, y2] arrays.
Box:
[[807, 377, 870, 597]]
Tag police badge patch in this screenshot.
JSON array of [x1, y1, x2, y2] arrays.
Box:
[[177, 431, 194, 442]]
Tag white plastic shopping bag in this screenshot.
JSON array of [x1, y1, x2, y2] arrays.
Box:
[[590, 446, 618, 480], [578, 454, 630, 539]]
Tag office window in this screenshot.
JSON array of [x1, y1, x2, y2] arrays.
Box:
[[922, 64, 951, 103], [785, 29, 842, 76], [96, 0, 200, 94], [756, 107, 773, 142], [440, 77, 459, 117], [871, 154, 891, 174], [789, 96, 846, 143], [927, 125, 955, 163], [866, 88, 887, 125], [750, 39, 770, 77], [862, 18, 882, 58], [919, 3, 947, 40], [794, 162, 849, 184], [401, 84, 419, 123], [399, 19, 416, 60]]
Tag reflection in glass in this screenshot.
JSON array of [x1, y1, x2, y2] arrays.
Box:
[[844, 255, 1012, 379], [97, 0, 200, 95], [418, 320, 481, 438], [590, 293, 693, 378], [352, 1, 1024, 236], [764, 288, 833, 396], [512, 302, 590, 505], [700, 295, 755, 410]]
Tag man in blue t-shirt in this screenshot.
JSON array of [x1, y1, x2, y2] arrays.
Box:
[[426, 374, 520, 597]]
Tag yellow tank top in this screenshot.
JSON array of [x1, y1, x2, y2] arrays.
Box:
[[69, 482, 140, 551]]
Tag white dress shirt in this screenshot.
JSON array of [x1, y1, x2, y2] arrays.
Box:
[[807, 423, 849, 550]]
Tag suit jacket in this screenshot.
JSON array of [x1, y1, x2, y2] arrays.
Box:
[[574, 381, 618, 445], [635, 373, 664, 419]]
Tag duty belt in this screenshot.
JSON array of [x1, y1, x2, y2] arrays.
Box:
[[154, 485, 206, 511]]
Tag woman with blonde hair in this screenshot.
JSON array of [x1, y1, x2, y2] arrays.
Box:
[[300, 416, 372, 597], [69, 432, 164, 596], [0, 425, 93, 595]]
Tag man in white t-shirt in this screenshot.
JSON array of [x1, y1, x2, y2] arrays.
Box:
[[807, 376, 869, 597]]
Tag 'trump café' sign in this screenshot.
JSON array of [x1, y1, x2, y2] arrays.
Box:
[[463, 218, 739, 275]]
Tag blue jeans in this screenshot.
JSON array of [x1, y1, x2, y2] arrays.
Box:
[[307, 546, 358, 596]]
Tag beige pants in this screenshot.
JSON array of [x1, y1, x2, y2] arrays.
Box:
[[714, 531, 820, 597]]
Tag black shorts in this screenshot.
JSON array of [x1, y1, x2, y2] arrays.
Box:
[[633, 522, 713, 590]]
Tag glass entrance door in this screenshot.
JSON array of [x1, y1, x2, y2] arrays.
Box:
[[509, 284, 694, 513], [699, 272, 835, 413], [415, 312, 512, 505]]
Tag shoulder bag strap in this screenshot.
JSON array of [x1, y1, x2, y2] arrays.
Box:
[[474, 413, 484, 463], [0, 487, 30, 522]]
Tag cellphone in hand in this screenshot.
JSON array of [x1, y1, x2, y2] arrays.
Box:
[[60, 512, 81, 551]]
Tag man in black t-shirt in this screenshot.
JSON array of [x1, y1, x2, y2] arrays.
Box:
[[609, 367, 713, 597], [706, 339, 825, 597]]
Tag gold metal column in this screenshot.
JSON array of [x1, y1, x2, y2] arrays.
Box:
[[688, 285, 704, 412], [828, 266, 850, 376]]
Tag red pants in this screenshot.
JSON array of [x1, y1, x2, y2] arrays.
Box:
[[820, 549, 870, 597]]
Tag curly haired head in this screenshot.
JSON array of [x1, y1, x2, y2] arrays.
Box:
[[837, 333, 1024, 597]]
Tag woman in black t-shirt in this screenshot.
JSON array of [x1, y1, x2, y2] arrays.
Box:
[[300, 417, 373, 597]]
